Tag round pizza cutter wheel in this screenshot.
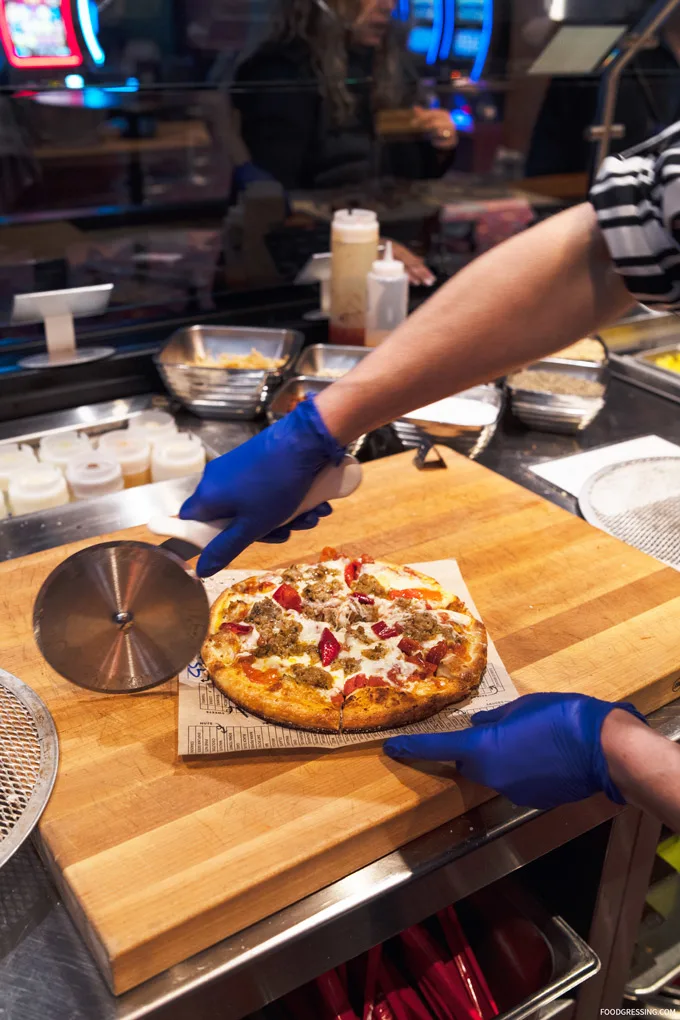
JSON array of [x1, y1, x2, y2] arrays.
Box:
[[34, 456, 362, 693]]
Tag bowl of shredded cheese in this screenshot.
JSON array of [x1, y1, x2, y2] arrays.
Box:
[[156, 325, 302, 419]]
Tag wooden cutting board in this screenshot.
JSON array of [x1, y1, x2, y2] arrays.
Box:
[[2, 448, 679, 994]]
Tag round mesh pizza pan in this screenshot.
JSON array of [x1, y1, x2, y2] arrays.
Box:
[[579, 457, 680, 570], [0, 669, 58, 870]]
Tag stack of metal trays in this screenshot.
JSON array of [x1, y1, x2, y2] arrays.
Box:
[[155, 326, 303, 420], [507, 360, 609, 435]]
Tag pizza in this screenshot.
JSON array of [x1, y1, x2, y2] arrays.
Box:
[[201, 550, 487, 733]]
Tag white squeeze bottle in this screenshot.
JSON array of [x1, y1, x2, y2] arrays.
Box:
[[365, 242, 409, 348]]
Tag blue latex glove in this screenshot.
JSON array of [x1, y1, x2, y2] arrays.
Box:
[[180, 399, 345, 577], [384, 693, 648, 810]]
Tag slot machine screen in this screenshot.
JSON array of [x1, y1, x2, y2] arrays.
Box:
[[0, 0, 83, 68]]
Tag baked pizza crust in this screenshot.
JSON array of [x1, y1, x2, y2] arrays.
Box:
[[206, 658, 341, 732], [201, 557, 488, 734]]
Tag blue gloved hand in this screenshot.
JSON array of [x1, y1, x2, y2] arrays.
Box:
[[384, 693, 647, 810], [180, 399, 345, 577]]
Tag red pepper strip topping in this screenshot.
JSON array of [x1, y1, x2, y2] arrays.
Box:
[[351, 593, 375, 605], [387, 588, 441, 602], [331, 692, 344, 707], [359, 553, 375, 564], [372, 621, 404, 640], [398, 636, 421, 656], [343, 673, 389, 697], [319, 627, 341, 667], [320, 546, 340, 561], [273, 583, 302, 612], [425, 640, 448, 665], [221, 622, 253, 635], [417, 660, 438, 677], [344, 560, 361, 587]]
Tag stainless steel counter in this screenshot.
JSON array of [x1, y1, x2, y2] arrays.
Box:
[[2, 705, 678, 1020], [1, 386, 680, 1019]]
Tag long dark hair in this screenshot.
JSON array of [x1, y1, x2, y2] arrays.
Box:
[[270, 0, 412, 125]]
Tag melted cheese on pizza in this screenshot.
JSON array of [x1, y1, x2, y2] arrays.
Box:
[[212, 557, 479, 704]]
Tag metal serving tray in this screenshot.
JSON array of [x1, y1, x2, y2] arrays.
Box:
[[611, 342, 680, 406], [394, 384, 504, 460], [156, 326, 303, 420], [292, 344, 369, 380], [507, 361, 608, 435]]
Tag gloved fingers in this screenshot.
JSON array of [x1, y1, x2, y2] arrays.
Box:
[[289, 503, 333, 530], [259, 526, 293, 544], [260, 503, 332, 542], [180, 481, 236, 524], [470, 703, 515, 726], [383, 727, 480, 763], [196, 519, 258, 578]]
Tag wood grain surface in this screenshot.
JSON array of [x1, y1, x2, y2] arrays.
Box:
[[2, 448, 678, 994]]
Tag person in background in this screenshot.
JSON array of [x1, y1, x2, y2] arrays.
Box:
[[180, 122, 680, 829], [526, 9, 680, 177], [232, 0, 456, 285], [233, 0, 458, 192]]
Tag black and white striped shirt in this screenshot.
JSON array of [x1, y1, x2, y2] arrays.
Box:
[[590, 121, 680, 310]]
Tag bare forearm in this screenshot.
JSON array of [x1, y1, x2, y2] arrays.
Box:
[[603, 710, 680, 831], [316, 203, 633, 444]]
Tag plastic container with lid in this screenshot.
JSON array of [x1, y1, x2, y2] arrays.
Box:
[[39, 431, 92, 471], [98, 430, 151, 488], [151, 433, 206, 483], [8, 464, 69, 515], [128, 409, 178, 447], [66, 454, 124, 501], [330, 208, 379, 346], [0, 443, 37, 493], [365, 241, 409, 348]]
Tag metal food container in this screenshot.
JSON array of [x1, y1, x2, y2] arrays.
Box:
[[635, 341, 680, 375], [292, 344, 370, 380], [393, 384, 504, 459], [507, 360, 608, 435], [543, 335, 608, 369], [156, 326, 303, 420], [266, 376, 330, 422]]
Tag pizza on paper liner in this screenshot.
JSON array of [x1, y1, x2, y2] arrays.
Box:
[[201, 549, 487, 733]]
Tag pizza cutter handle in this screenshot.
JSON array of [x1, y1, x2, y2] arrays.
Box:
[[148, 454, 362, 552]]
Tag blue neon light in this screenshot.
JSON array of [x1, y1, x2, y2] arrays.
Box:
[[439, 0, 455, 58], [426, 0, 443, 64], [408, 26, 434, 52], [77, 0, 105, 65], [470, 0, 492, 80]]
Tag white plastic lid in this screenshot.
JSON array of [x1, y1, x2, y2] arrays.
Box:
[[66, 454, 124, 500], [151, 434, 206, 481], [0, 444, 37, 492], [39, 431, 92, 469], [332, 208, 379, 241], [9, 463, 69, 514], [128, 410, 177, 445], [371, 241, 406, 280], [98, 430, 150, 474]]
